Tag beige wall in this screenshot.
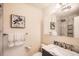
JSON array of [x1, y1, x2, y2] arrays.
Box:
[[3, 3, 43, 55], [43, 6, 51, 35], [43, 5, 59, 35]]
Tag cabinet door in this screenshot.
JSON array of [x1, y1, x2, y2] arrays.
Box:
[[0, 4, 3, 56]]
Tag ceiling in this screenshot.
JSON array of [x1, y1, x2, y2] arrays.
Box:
[[54, 4, 79, 17], [30, 3, 79, 17], [30, 3, 56, 9]]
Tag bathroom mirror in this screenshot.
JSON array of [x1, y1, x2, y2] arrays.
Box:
[[49, 4, 79, 38], [50, 15, 79, 38]]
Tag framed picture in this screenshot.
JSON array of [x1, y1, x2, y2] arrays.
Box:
[[11, 14, 25, 28], [50, 22, 55, 30]]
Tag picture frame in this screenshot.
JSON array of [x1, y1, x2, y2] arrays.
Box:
[[50, 22, 55, 30], [11, 14, 25, 28]]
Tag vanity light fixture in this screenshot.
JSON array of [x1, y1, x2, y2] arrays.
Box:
[[59, 3, 71, 10], [61, 19, 66, 22]]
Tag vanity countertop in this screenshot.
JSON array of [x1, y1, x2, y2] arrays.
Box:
[[42, 44, 79, 56]]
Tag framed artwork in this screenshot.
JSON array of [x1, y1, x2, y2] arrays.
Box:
[[11, 14, 25, 28], [50, 22, 55, 30]]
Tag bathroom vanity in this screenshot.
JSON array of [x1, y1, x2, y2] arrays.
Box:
[[42, 44, 79, 56]]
